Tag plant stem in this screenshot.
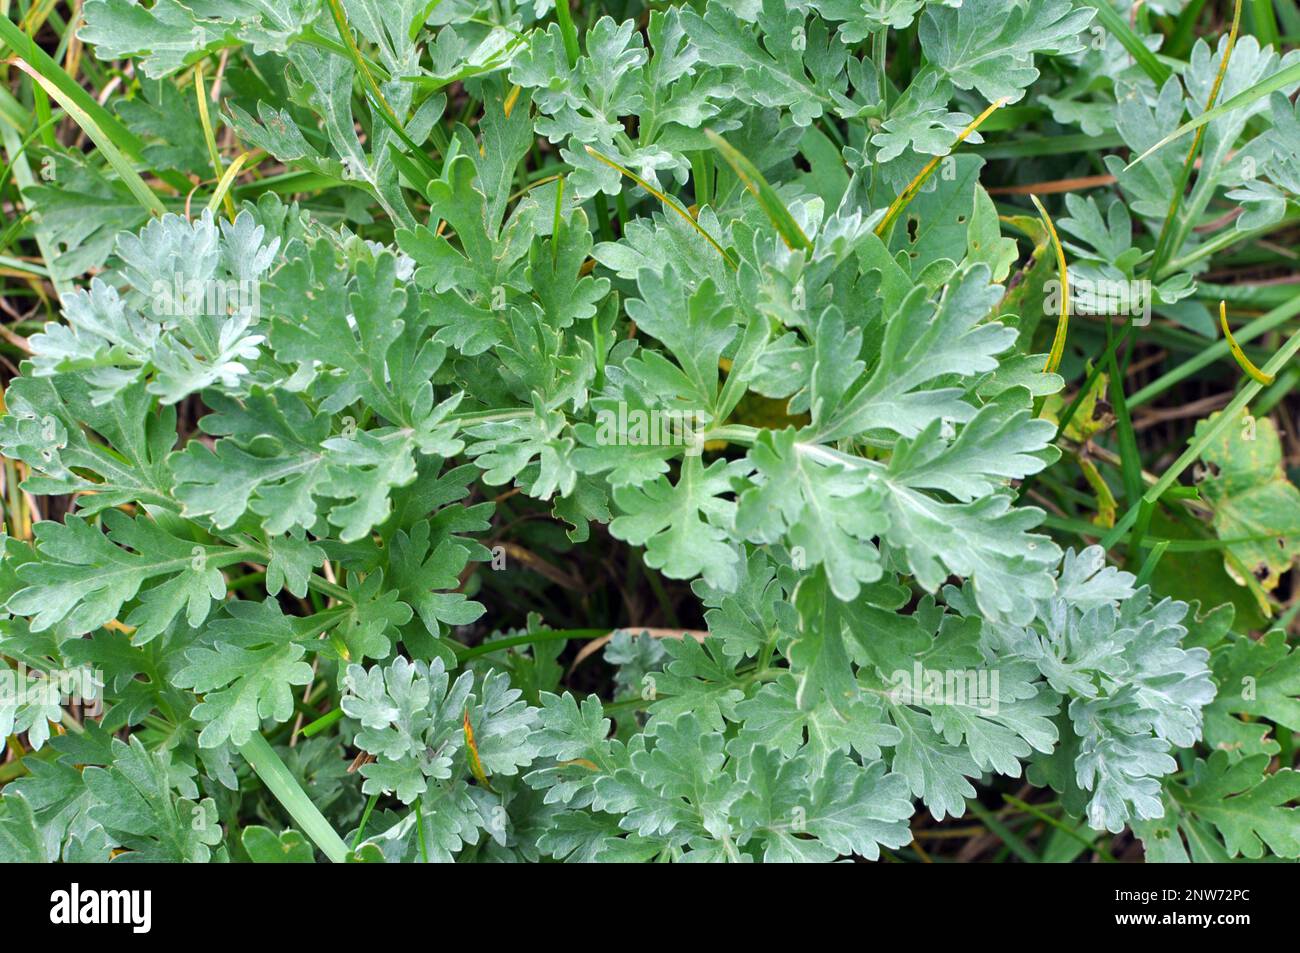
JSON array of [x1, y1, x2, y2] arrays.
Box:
[[455, 628, 610, 661], [237, 732, 349, 863], [1101, 322, 1300, 550]]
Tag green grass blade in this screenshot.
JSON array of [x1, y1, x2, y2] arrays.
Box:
[[1148, 0, 1242, 275], [1002, 795, 1115, 862], [1168, 0, 1211, 58], [554, 0, 581, 68], [585, 144, 737, 269], [1029, 194, 1069, 375], [875, 98, 1006, 240], [1103, 321, 1144, 553], [1125, 60, 1300, 170], [1134, 539, 1171, 587], [1278, 0, 1300, 34], [206, 152, 249, 216], [0, 16, 189, 193], [965, 799, 1039, 863], [1076, 0, 1172, 85], [1219, 300, 1276, 384], [10, 57, 165, 216], [1101, 322, 1300, 550], [0, 111, 69, 295], [705, 128, 812, 252], [301, 707, 344, 738], [237, 732, 349, 863], [194, 65, 236, 220], [0, 84, 30, 132], [323, 0, 440, 182], [1041, 514, 1290, 551], [970, 132, 1123, 160], [1251, 0, 1281, 47]]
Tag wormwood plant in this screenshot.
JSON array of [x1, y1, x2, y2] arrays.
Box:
[[0, 0, 1298, 863]]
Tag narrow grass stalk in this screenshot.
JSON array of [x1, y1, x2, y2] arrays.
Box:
[[551, 174, 565, 266], [1076, 0, 1172, 84], [0, 84, 31, 132], [875, 97, 1006, 240], [1, 114, 68, 296], [1002, 794, 1115, 862], [1030, 194, 1069, 375], [206, 152, 249, 217], [1129, 291, 1300, 406], [325, 0, 397, 123], [1042, 514, 1285, 551], [1126, 60, 1300, 171], [1169, 0, 1212, 58], [455, 627, 611, 662], [1149, 0, 1242, 275], [705, 128, 812, 252], [585, 144, 736, 269], [301, 707, 343, 738], [237, 732, 349, 863], [554, 0, 581, 68], [194, 65, 236, 220], [1134, 539, 1171, 587], [1160, 209, 1300, 279], [1102, 317, 1145, 554], [965, 799, 1039, 863], [9, 58, 166, 216], [324, 0, 439, 181], [1100, 323, 1300, 550], [0, 17, 189, 193], [1219, 300, 1275, 384], [1250, 0, 1281, 47], [353, 793, 379, 850], [972, 132, 1123, 160]]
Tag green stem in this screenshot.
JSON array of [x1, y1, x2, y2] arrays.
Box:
[[0, 17, 190, 193], [237, 732, 349, 863], [322, 0, 438, 181], [1159, 209, 1300, 279], [353, 793, 379, 850], [305, 574, 351, 604], [554, 0, 581, 68], [301, 707, 344, 738], [455, 628, 611, 662], [1100, 323, 1300, 550], [417, 795, 429, 863], [874, 28, 888, 113], [449, 407, 533, 427], [1002, 795, 1115, 862]]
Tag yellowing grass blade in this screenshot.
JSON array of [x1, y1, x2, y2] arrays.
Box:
[[1149, 0, 1241, 271], [704, 128, 812, 252], [503, 83, 523, 118], [206, 152, 249, 217], [464, 708, 495, 793], [1030, 194, 1070, 375], [584, 144, 736, 270], [1220, 301, 1276, 385], [194, 65, 236, 221], [876, 97, 1007, 239], [9, 57, 166, 216]]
